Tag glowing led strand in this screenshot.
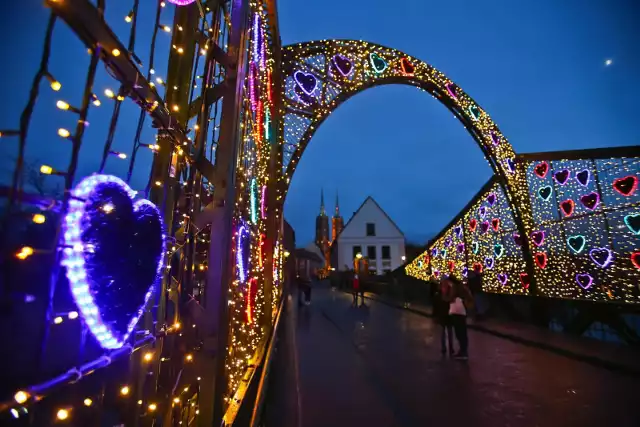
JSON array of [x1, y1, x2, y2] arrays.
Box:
[[60, 175, 164, 350]]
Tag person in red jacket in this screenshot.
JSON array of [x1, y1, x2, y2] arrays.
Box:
[[352, 273, 360, 306]]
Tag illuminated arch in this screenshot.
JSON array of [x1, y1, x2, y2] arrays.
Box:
[[276, 39, 537, 287]]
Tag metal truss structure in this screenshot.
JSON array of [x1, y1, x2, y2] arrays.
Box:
[[406, 146, 640, 304], [2, 0, 639, 425]]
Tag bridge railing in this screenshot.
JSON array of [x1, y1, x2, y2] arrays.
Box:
[[0, 0, 239, 425]]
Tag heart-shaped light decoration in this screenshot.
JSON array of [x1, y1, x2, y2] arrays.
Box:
[[472, 241, 479, 254], [456, 243, 465, 253], [469, 219, 477, 232], [486, 193, 497, 206], [530, 231, 545, 247], [534, 162, 549, 178], [468, 105, 481, 121], [567, 235, 587, 254], [444, 237, 452, 247], [491, 218, 500, 232], [613, 175, 638, 196], [538, 186, 552, 201], [484, 256, 494, 269], [399, 57, 415, 76], [494, 243, 504, 259], [580, 192, 600, 210], [589, 247, 613, 268], [504, 158, 516, 174], [448, 261, 455, 272], [441, 248, 448, 258], [473, 262, 483, 273], [520, 272, 530, 289], [490, 131, 500, 146], [462, 267, 469, 278], [497, 273, 508, 285], [478, 206, 487, 218], [576, 169, 590, 187], [293, 70, 318, 96], [631, 252, 640, 270], [369, 52, 387, 73], [560, 199, 574, 217], [236, 222, 250, 283], [575, 273, 594, 290], [444, 82, 457, 99], [554, 169, 570, 185], [480, 221, 490, 234], [625, 213, 640, 235], [534, 252, 547, 269], [513, 232, 523, 247], [331, 54, 353, 77], [431, 247, 438, 257], [454, 225, 463, 238], [61, 175, 164, 349]]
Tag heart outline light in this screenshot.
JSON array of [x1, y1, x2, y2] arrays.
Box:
[[61, 175, 164, 350]]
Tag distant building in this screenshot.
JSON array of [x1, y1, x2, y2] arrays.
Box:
[[332, 196, 405, 275], [314, 189, 331, 269], [295, 244, 325, 280]]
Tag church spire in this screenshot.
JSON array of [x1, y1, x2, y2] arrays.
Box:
[[320, 188, 326, 216], [334, 191, 340, 217]]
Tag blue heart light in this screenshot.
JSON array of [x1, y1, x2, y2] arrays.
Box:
[[61, 175, 164, 349]]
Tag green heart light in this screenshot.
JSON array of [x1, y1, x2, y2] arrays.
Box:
[[369, 52, 387, 73]]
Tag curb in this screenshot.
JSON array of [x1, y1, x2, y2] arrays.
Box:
[[355, 291, 640, 378]]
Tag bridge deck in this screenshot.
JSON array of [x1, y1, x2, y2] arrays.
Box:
[[263, 283, 639, 427]]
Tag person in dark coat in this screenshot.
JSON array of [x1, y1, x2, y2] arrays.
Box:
[[433, 280, 454, 355]]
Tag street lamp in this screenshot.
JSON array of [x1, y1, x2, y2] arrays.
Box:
[[401, 255, 406, 262]]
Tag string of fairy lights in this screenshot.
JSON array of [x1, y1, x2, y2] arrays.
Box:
[[223, 0, 284, 415], [406, 178, 528, 294], [3, 0, 228, 423], [406, 155, 639, 303], [276, 39, 534, 250]]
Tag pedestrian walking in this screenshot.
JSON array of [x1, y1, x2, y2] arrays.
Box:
[[445, 276, 474, 360], [433, 280, 454, 355], [352, 273, 360, 306]]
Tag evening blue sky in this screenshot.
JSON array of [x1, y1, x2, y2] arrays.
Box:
[[1, 1, 639, 247], [280, 0, 640, 245]]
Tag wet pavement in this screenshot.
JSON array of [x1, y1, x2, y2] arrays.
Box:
[[264, 283, 640, 427]]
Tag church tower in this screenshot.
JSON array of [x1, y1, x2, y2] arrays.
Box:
[[315, 189, 330, 271], [331, 191, 344, 243]]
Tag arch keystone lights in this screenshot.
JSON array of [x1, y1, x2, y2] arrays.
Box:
[[276, 39, 537, 290]]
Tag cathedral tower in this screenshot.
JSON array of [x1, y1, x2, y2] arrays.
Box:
[[315, 189, 330, 267], [331, 191, 344, 243]]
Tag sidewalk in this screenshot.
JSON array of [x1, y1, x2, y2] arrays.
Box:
[[360, 290, 640, 377]]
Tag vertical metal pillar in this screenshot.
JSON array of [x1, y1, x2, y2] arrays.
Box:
[[199, 0, 250, 425]]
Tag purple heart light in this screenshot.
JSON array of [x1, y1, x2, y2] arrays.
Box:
[[478, 206, 487, 218], [293, 70, 318, 96], [575, 273, 594, 290], [576, 169, 590, 187], [589, 247, 613, 268], [486, 193, 497, 206], [454, 225, 463, 238], [332, 54, 353, 77], [485, 256, 494, 269], [61, 175, 164, 349], [498, 273, 508, 285], [553, 169, 570, 185]]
